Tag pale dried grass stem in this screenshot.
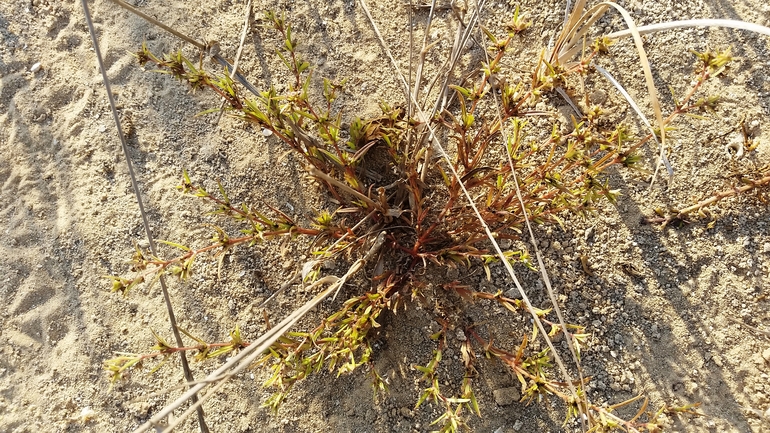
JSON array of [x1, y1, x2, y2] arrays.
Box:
[[360, 0, 585, 419]]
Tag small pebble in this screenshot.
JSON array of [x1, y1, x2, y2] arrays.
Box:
[[763, 242, 770, 254], [98, 125, 106, 133], [262, 128, 273, 137], [446, 267, 459, 280], [30, 62, 42, 73], [589, 89, 607, 105], [493, 387, 520, 406], [504, 287, 522, 299], [80, 407, 95, 422]]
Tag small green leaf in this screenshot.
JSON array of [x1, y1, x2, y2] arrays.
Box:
[[480, 25, 498, 45], [449, 84, 471, 99], [157, 240, 191, 252]]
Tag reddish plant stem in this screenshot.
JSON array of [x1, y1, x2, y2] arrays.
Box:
[[647, 174, 770, 226]]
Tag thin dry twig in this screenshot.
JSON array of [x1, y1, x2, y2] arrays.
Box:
[[358, 0, 585, 420], [81, 1, 209, 431], [647, 174, 770, 227], [430, 0, 484, 116], [109, 0, 205, 49], [478, 7, 588, 426], [257, 210, 378, 308], [552, 1, 668, 188], [607, 18, 770, 39], [418, 0, 485, 181], [215, 0, 253, 125], [594, 64, 670, 177], [309, 167, 380, 210], [411, 0, 440, 109], [727, 317, 770, 339], [606, 18, 770, 187], [109, 0, 261, 97], [133, 252, 378, 433]]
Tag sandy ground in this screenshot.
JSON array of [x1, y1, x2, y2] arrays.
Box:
[[1, 0, 770, 432]]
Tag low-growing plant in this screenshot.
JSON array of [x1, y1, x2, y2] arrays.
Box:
[[102, 2, 770, 432]]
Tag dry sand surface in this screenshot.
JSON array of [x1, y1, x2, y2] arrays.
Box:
[[1, 0, 770, 432]]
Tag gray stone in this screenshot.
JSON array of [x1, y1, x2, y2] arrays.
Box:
[[493, 387, 520, 406], [365, 409, 375, 423], [504, 287, 522, 299], [446, 266, 459, 280], [589, 89, 607, 105]]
